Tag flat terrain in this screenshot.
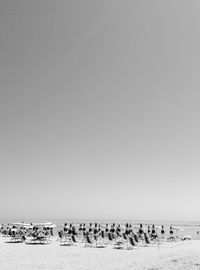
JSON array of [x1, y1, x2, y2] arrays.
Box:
[[0, 237, 200, 269]]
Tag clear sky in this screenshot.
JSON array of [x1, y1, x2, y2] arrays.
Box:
[[0, 0, 200, 221]]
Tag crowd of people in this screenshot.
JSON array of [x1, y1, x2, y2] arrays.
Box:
[[57, 222, 176, 247], [0, 223, 54, 243], [60, 222, 170, 237], [0, 222, 177, 246]]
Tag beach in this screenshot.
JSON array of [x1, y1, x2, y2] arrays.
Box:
[[1, 236, 200, 270]]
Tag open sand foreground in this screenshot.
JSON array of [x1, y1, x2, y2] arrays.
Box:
[[1, 237, 200, 270]]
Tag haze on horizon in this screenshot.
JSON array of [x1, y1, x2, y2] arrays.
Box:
[[0, 0, 200, 222]]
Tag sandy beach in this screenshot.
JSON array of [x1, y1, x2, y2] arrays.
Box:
[[0, 237, 200, 270]]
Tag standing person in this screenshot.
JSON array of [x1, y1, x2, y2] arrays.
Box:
[[129, 224, 133, 234], [138, 224, 144, 241], [110, 223, 116, 238], [79, 224, 82, 232], [82, 224, 86, 238], [89, 223, 93, 234], [160, 225, 165, 242], [71, 225, 76, 236], [151, 224, 157, 240], [125, 223, 129, 235], [93, 223, 98, 241], [152, 225, 156, 234], [138, 224, 144, 235], [169, 226, 174, 236], [68, 224, 72, 235], [116, 224, 121, 237], [161, 225, 165, 235], [63, 223, 68, 234], [82, 224, 86, 232], [94, 223, 98, 236], [98, 224, 101, 233]]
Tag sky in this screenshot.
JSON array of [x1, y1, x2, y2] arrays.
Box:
[[0, 0, 200, 222]]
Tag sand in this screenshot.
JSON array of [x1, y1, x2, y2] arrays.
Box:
[[0, 236, 200, 269]]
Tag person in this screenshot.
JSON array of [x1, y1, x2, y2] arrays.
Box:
[[68, 224, 72, 235], [138, 224, 144, 235], [89, 223, 93, 233], [0, 224, 3, 233], [44, 228, 49, 236], [161, 225, 165, 235], [98, 224, 101, 233], [37, 230, 45, 239], [63, 223, 68, 233], [110, 224, 115, 234], [110, 223, 116, 239], [151, 225, 156, 234], [82, 224, 86, 237], [125, 223, 130, 235], [151, 224, 157, 240], [79, 224, 82, 232], [94, 223, 98, 235], [116, 224, 121, 237], [169, 226, 173, 235], [71, 226, 76, 236], [129, 224, 133, 234], [100, 229, 105, 239]]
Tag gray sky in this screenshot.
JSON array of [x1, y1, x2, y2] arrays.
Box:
[[1, 0, 200, 221]]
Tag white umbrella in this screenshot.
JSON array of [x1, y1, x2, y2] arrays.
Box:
[[171, 226, 184, 240], [32, 222, 56, 228], [47, 224, 57, 228], [11, 228, 18, 231], [181, 235, 192, 240], [11, 222, 30, 227], [134, 225, 146, 230], [172, 226, 184, 231]]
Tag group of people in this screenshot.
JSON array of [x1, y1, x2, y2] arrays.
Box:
[[58, 222, 170, 244], [0, 224, 54, 241], [0, 222, 176, 244]]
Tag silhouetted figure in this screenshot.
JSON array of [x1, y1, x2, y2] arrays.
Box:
[[138, 224, 144, 235], [161, 225, 165, 235]]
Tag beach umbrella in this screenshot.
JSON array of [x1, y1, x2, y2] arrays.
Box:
[[133, 225, 146, 230], [32, 222, 57, 228], [181, 235, 192, 240], [11, 222, 30, 227], [11, 228, 18, 231], [47, 224, 57, 228], [32, 222, 50, 226], [172, 226, 184, 231], [171, 226, 184, 239]]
